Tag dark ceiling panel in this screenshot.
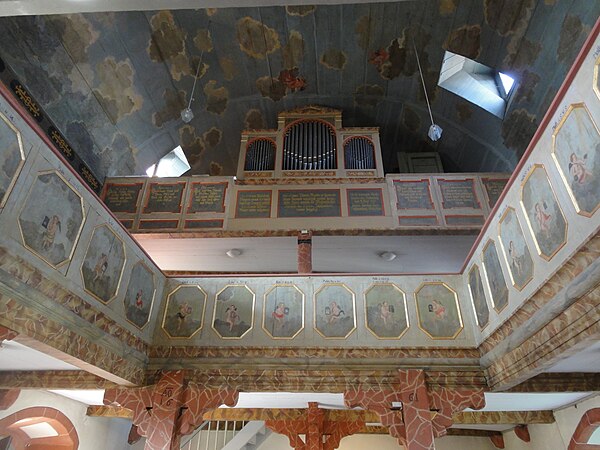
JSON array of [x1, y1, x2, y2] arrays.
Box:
[[0, 0, 597, 181]]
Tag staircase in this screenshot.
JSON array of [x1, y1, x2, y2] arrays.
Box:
[[180, 420, 270, 450]]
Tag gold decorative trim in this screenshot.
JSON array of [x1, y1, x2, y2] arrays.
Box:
[[161, 285, 207, 340], [481, 239, 509, 314], [519, 164, 568, 261], [262, 284, 305, 340], [79, 223, 127, 305], [211, 284, 255, 340], [123, 261, 156, 331], [313, 283, 356, 340], [467, 264, 489, 331], [551, 102, 600, 217], [363, 282, 409, 340], [497, 207, 535, 291], [17, 170, 86, 270], [593, 55, 600, 101], [414, 281, 463, 340], [0, 111, 25, 208]]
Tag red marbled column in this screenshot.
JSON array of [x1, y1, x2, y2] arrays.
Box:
[[306, 402, 325, 450], [397, 370, 435, 450], [298, 231, 313, 274]]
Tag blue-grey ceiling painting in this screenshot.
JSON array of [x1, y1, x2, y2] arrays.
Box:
[[0, 0, 597, 181]]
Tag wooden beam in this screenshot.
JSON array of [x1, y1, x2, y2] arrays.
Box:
[[506, 373, 600, 393], [454, 411, 555, 425], [446, 429, 503, 438], [0, 371, 118, 389], [204, 408, 555, 425], [87, 405, 133, 419]]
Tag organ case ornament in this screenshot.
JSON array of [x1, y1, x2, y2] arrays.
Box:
[[237, 107, 384, 180]]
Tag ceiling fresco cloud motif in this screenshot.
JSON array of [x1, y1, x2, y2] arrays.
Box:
[[0, 1, 597, 181]]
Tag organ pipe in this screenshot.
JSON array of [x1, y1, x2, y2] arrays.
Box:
[[283, 120, 337, 171], [244, 139, 275, 171], [344, 137, 375, 170]]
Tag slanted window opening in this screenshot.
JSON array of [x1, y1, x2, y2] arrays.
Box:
[[438, 51, 517, 119], [146, 145, 191, 178]]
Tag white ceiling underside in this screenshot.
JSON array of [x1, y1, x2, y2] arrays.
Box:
[[49, 389, 106, 406], [0, 0, 416, 17], [546, 341, 600, 373], [0, 341, 79, 371], [136, 235, 476, 274]]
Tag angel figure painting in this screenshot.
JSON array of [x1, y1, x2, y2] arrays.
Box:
[[314, 284, 356, 339], [162, 285, 206, 339], [468, 265, 490, 329], [552, 104, 600, 216], [124, 261, 155, 329], [499, 208, 534, 290], [212, 285, 254, 339], [81, 224, 125, 303], [415, 283, 463, 339], [18, 172, 84, 267], [263, 285, 304, 339], [521, 165, 567, 260], [365, 283, 408, 338]]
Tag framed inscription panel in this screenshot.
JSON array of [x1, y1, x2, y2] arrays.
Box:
[[235, 190, 272, 218], [143, 182, 186, 214], [187, 182, 227, 213], [278, 190, 342, 218], [393, 179, 434, 210]]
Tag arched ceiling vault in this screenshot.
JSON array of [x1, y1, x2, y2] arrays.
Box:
[[0, 0, 597, 180]]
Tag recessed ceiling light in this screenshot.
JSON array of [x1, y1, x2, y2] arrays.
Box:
[[226, 249, 242, 258], [379, 251, 397, 261]]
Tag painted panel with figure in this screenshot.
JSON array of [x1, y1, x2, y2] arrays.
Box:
[[482, 240, 509, 312], [468, 265, 489, 329], [212, 285, 255, 339], [415, 282, 463, 339], [364, 283, 408, 339], [162, 285, 207, 339], [552, 103, 600, 217], [263, 284, 304, 339], [521, 165, 568, 260], [123, 261, 155, 329], [0, 112, 25, 208], [80, 224, 126, 304], [18, 171, 85, 268], [314, 283, 356, 339], [498, 208, 534, 291]]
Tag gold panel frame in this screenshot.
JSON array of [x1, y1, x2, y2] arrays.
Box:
[[212, 284, 255, 340], [262, 284, 305, 340], [161, 285, 207, 340], [414, 281, 463, 340], [481, 239, 509, 314], [519, 164, 568, 261], [79, 223, 127, 304], [594, 55, 600, 101], [313, 283, 356, 340], [551, 102, 600, 217], [497, 207, 535, 292], [467, 264, 490, 331], [363, 282, 409, 340], [0, 111, 25, 208], [123, 260, 156, 331], [18, 170, 86, 270]]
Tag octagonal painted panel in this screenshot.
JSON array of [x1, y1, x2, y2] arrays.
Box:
[[520, 165, 568, 261], [80, 224, 126, 304], [415, 282, 463, 340], [0, 112, 25, 208], [467, 264, 489, 330], [18, 171, 85, 268], [263, 284, 304, 339], [314, 283, 356, 339], [162, 285, 207, 339], [124, 261, 155, 330], [212, 285, 255, 339], [498, 207, 534, 291], [552, 103, 600, 217], [594, 55, 600, 101], [364, 283, 408, 339], [481, 239, 509, 313]]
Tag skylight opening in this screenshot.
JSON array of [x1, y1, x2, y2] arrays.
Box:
[[146, 146, 191, 178], [499, 72, 515, 95], [438, 51, 517, 119]]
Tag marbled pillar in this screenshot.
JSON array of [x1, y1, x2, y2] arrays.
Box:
[[298, 231, 312, 274]]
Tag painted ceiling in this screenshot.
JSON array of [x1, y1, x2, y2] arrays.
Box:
[[0, 0, 597, 181]]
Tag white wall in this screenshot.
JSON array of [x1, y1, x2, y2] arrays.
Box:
[[0, 390, 137, 450], [502, 394, 600, 450]]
